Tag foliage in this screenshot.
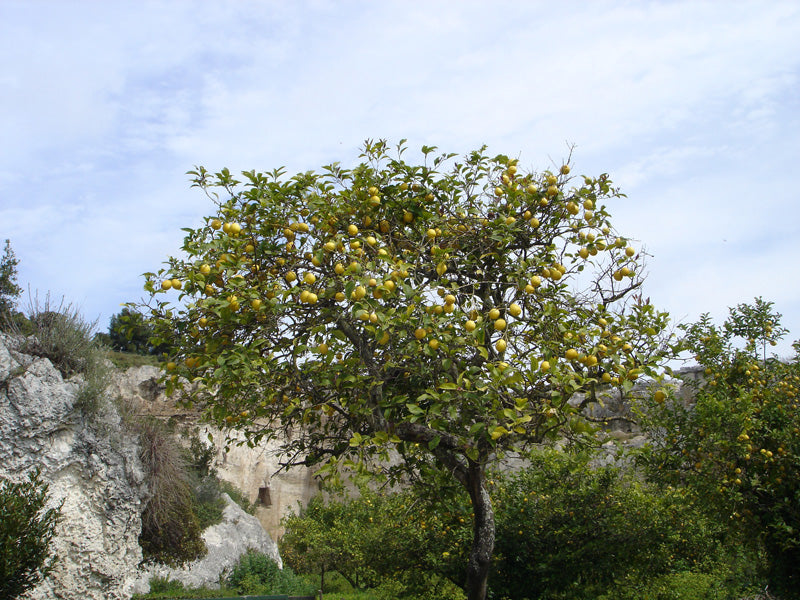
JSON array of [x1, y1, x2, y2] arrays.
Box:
[[136, 417, 207, 566], [132, 576, 242, 599], [637, 298, 800, 597], [0, 469, 62, 600], [0, 239, 22, 326], [103, 349, 160, 369], [282, 484, 475, 595], [142, 140, 674, 599], [224, 549, 316, 595], [282, 450, 763, 600], [5, 292, 110, 413], [107, 307, 169, 355], [10, 292, 102, 375], [217, 479, 258, 515], [489, 450, 747, 599]]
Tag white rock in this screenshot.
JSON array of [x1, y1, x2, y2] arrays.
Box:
[[133, 493, 282, 593]]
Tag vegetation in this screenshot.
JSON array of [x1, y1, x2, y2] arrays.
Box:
[[224, 549, 316, 596], [133, 554, 318, 600], [142, 140, 674, 599], [3, 291, 110, 413], [638, 298, 800, 597], [0, 238, 22, 326], [279, 449, 763, 600], [0, 469, 62, 600], [135, 422, 247, 566], [137, 416, 207, 566], [100, 306, 169, 355], [104, 348, 160, 369]]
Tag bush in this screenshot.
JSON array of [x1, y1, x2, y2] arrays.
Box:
[[106, 307, 170, 355], [136, 418, 206, 566], [224, 549, 315, 595], [12, 293, 101, 377], [0, 469, 62, 599], [5, 292, 111, 414], [488, 450, 735, 600]]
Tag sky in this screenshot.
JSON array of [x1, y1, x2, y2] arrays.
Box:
[[1, 0, 799, 361]]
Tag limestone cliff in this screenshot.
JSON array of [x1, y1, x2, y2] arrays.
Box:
[[107, 365, 321, 540], [0, 335, 291, 599], [0, 334, 147, 600]]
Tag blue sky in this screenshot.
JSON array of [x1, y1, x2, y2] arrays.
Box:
[[2, 1, 799, 359]]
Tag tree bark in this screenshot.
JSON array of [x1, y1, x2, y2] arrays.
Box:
[[464, 461, 495, 600]]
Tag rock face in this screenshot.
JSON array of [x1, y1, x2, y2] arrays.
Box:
[[0, 336, 288, 599], [0, 334, 147, 600], [108, 366, 321, 541], [133, 493, 282, 592]]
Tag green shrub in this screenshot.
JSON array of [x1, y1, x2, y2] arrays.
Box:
[[0, 469, 62, 599], [13, 293, 101, 378], [133, 578, 241, 599], [136, 418, 206, 566], [224, 549, 315, 595], [104, 349, 160, 369], [638, 299, 800, 596], [218, 479, 257, 515], [6, 292, 111, 414], [488, 449, 733, 600], [146, 575, 185, 594]]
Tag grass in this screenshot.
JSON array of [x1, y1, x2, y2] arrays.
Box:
[[105, 349, 161, 369]]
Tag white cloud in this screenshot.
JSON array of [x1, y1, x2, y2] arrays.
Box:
[[1, 0, 799, 338]]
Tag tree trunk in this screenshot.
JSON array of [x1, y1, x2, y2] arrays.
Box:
[[464, 462, 495, 600]]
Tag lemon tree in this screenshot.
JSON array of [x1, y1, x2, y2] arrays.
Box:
[[142, 140, 672, 600], [638, 299, 800, 595]]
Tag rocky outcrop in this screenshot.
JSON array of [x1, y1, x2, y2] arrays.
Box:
[[133, 493, 281, 592], [0, 334, 147, 600], [0, 335, 288, 599], [108, 366, 321, 541]]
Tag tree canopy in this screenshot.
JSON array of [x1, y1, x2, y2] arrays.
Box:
[[142, 140, 673, 599], [638, 298, 800, 595]]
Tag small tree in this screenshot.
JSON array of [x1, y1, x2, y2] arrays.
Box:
[[0, 469, 62, 599], [106, 307, 165, 355], [0, 239, 22, 327], [639, 298, 800, 595], [143, 141, 673, 599]]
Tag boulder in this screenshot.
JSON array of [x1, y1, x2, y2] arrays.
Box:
[[133, 493, 282, 592]]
